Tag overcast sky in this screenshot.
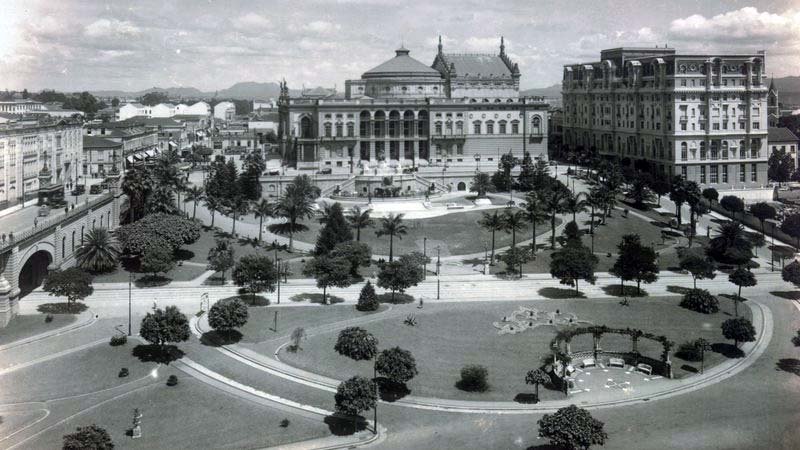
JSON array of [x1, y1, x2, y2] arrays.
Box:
[[1, 0, 799, 93]]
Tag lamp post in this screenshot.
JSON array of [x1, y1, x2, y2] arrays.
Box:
[[768, 219, 777, 272], [474, 153, 481, 173], [482, 242, 488, 275], [276, 258, 281, 304], [423, 237, 427, 280], [128, 271, 134, 336], [697, 338, 711, 374], [436, 245, 441, 300]]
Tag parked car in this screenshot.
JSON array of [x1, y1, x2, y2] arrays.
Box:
[[89, 184, 103, 194], [38, 205, 50, 217]]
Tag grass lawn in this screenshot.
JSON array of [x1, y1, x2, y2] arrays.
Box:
[[24, 368, 329, 450], [0, 314, 76, 346], [278, 297, 749, 402], [292, 208, 558, 257]]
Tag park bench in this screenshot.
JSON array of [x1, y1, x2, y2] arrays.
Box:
[[582, 358, 596, 369], [608, 357, 625, 368], [636, 363, 653, 375]]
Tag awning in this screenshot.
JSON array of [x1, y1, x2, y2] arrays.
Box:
[[168, 141, 178, 148], [145, 149, 156, 157], [126, 155, 134, 163], [132, 154, 144, 161]]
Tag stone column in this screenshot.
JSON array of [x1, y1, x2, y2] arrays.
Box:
[[0, 275, 12, 328]]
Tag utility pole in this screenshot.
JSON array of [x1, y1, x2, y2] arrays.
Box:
[[436, 245, 441, 300], [276, 258, 281, 304], [423, 237, 427, 280], [128, 271, 133, 336]]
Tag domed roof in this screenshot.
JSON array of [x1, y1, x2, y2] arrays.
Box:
[[363, 47, 441, 79]]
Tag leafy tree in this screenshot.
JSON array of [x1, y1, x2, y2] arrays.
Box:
[[43, 268, 94, 312], [782, 260, 800, 286], [139, 305, 190, 349], [376, 213, 407, 262], [479, 210, 504, 263], [141, 245, 175, 278], [680, 288, 719, 314], [315, 203, 353, 255], [375, 347, 418, 385], [498, 150, 518, 191], [540, 180, 572, 249], [331, 241, 372, 278], [702, 187, 719, 205], [232, 254, 278, 303], [63, 424, 114, 450], [491, 170, 510, 192], [470, 172, 492, 198], [561, 220, 581, 246], [500, 246, 532, 278], [75, 228, 120, 273], [303, 255, 352, 305], [356, 281, 380, 311], [550, 243, 598, 294], [538, 404, 607, 450], [609, 234, 659, 294], [669, 176, 689, 227], [208, 298, 249, 334], [111, 97, 119, 107], [377, 255, 424, 303], [678, 247, 716, 289], [252, 198, 274, 243], [183, 186, 204, 220], [347, 206, 373, 242], [780, 213, 800, 250], [522, 192, 547, 252], [749, 202, 776, 235], [684, 181, 703, 245], [768, 147, 794, 186], [721, 317, 756, 348], [525, 368, 550, 401], [204, 195, 223, 228], [707, 221, 753, 266], [728, 268, 756, 317], [144, 185, 178, 215], [334, 376, 376, 418], [269, 182, 315, 250], [651, 178, 671, 207], [626, 175, 654, 207], [502, 209, 526, 248], [140, 91, 170, 106], [121, 165, 154, 222], [516, 151, 536, 191], [720, 195, 745, 221], [457, 364, 489, 392], [116, 213, 200, 255], [334, 327, 378, 361], [207, 238, 235, 281]]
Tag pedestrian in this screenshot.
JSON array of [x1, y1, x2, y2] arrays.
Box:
[[34, 218, 38, 228], [418, 297, 424, 309]]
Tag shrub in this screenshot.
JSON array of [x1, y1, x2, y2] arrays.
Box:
[[166, 374, 179, 386], [679, 288, 719, 314], [280, 418, 290, 428], [334, 327, 378, 361], [118, 368, 129, 378], [110, 335, 127, 346], [457, 364, 489, 392], [356, 281, 380, 312], [63, 425, 114, 450], [675, 340, 703, 361], [288, 327, 306, 352], [45, 314, 53, 323]]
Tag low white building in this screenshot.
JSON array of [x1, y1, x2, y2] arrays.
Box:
[[116, 103, 151, 121], [175, 101, 210, 116], [150, 103, 176, 118], [214, 101, 236, 121]]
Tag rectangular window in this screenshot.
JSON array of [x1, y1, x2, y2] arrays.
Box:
[[435, 122, 442, 135], [681, 166, 687, 179], [710, 165, 718, 183], [713, 123, 720, 130], [700, 166, 706, 184], [739, 164, 746, 182], [722, 165, 728, 183], [753, 122, 760, 129], [486, 122, 494, 134], [473, 122, 481, 134], [751, 163, 757, 182]]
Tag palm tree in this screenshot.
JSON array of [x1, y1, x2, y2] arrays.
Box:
[[204, 195, 222, 228], [586, 187, 602, 235], [252, 198, 275, 243], [565, 192, 587, 223], [145, 185, 177, 215], [184, 186, 204, 220], [502, 209, 526, 249], [540, 182, 572, 249], [522, 193, 547, 253], [268, 184, 315, 251], [376, 213, 408, 261], [709, 221, 753, 265], [121, 165, 153, 223], [75, 228, 120, 273], [227, 196, 251, 236], [347, 205, 373, 241], [479, 210, 504, 265]]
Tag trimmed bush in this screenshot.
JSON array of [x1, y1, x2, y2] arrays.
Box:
[[356, 281, 380, 312], [675, 340, 703, 361], [280, 418, 290, 428], [110, 335, 127, 346], [118, 368, 129, 378], [679, 288, 719, 314], [166, 374, 179, 386], [45, 314, 53, 323], [456, 364, 489, 392]]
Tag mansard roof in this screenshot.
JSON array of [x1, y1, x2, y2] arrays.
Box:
[[363, 48, 441, 79], [768, 127, 798, 143], [443, 53, 513, 78]]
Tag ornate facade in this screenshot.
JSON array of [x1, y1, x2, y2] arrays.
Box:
[[562, 47, 770, 193], [278, 38, 548, 174]]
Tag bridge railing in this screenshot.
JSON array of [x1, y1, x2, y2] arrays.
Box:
[[0, 193, 115, 254]]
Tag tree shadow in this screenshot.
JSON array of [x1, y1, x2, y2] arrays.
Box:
[[377, 293, 415, 304], [681, 364, 699, 373], [120, 257, 141, 272], [525, 444, 562, 450], [203, 275, 226, 286], [36, 302, 88, 314], [776, 358, 800, 376], [135, 275, 171, 288], [513, 393, 539, 404], [174, 248, 195, 261], [289, 293, 345, 305], [375, 378, 410, 402], [770, 291, 800, 300], [711, 343, 745, 359], [666, 285, 691, 295], [232, 292, 270, 306], [324, 414, 368, 436], [602, 284, 648, 297], [462, 257, 484, 267], [538, 287, 585, 299], [132, 344, 185, 364], [200, 330, 243, 347]]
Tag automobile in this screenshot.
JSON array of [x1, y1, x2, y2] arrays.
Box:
[[318, 168, 332, 175], [89, 184, 103, 194], [38, 205, 50, 217]]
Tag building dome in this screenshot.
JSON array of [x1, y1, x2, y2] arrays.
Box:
[[362, 47, 442, 79]]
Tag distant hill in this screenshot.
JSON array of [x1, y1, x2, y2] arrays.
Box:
[[520, 84, 562, 98], [91, 82, 290, 101], [772, 76, 800, 93]]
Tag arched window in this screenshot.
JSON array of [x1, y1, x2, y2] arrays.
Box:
[[359, 111, 370, 138], [699, 141, 706, 160], [417, 111, 428, 136], [374, 111, 386, 137], [403, 111, 414, 137], [389, 111, 400, 137], [62, 236, 66, 258], [300, 116, 313, 138], [531, 116, 542, 135]]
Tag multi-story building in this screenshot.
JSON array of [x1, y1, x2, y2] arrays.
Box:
[[83, 122, 158, 170], [768, 127, 799, 170], [562, 47, 770, 198], [278, 38, 548, 176], [0, 118, 83, 211], [214, 102, 236, 122], [0, 99, 45, 115]]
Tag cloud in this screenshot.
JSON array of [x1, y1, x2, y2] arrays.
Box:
[[303, 20, 341, 35], [231, 12, 270, 29], [669, 7, 800, 42], [84, 18, 141, 38]]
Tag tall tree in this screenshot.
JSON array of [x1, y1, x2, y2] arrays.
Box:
[[565, 192, 587, 223], [728, 267, 756, 317], [334, 376, 377, 425], [226, 196, 250, 236], [207, 238, 235, 281], [208, 298, 249, 335], [334, 327, 378, 361], [651, 177, 670, 207], [720, 195, 745, 221], [252, 198, 275, 243], [232, 254, 278, 303], [375, 347, 418, 385], [684, 181, 704, 246], [502, 209, 526, 248], [721, 317, 756, 349], [708, 221, 753, 266], [479, 210, 504, 263], [522, 192, 547, 252], [139, 305, 190, 350], [678, 247, 716, 289], [525, 368, 550, 402], [184, 186, 204, 220], [782, 260, 800, 287], [669, 176, 689, 227], [75, 228, 120, 273], [377, 254, 424, 303], [268, 182, 316, 251], [768, 147, 794, 186], [141, 245, 175, 278], [749, 202, 776, 236], [303, 255, 352, 305], [330, 241, 372, 279], [702, 187, 719, 205], [470, 172, 492, 198], [121, 165, 153, 223], [376, 213, 408, 262], [540, 181, 572, 249], [315, 202, 354, 255], [610, 234, 659, 294], [347, 206, 373, 242], [780, 213, 800, 250], [550, 243, 598, 294], [204, 195, 223, 228], [538, 405, 607, 450], [43, 268, 94, 312]]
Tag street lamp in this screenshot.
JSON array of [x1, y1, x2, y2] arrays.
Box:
[[436, 245, 441, 300], [423, 237, 427, 280], [128, 271, 134, 336], [474, 153, 481, 173], [276, 258, 281, 305]]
